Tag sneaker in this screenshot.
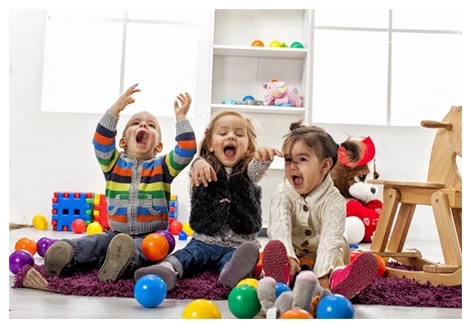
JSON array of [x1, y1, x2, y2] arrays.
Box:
[[134, 262, 178, 291], [262, 240, 290, 284], [44, 241, 73, 276], [330, 252, 378, 299], [98, 233, 134, 282], [218, 242, 260, 288]]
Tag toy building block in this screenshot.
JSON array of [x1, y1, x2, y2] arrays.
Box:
[[169, 194, 178, 220], [51, 192, 93, 232], [92, 194, 110, 230]]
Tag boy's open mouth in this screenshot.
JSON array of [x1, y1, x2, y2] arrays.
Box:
[[136, 130, 148, 146], [292, 175, 304, 187], [223, 145, 237, 158]]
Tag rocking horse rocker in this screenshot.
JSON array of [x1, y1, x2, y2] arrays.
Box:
[[369, 105, 462, 286]]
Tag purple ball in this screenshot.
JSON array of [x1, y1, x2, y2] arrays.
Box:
[[156, 230, 176, 254], [9, 250, 34, 275], [36, 237, 53, 258]]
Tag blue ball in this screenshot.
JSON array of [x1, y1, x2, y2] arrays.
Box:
[[275, 282, 291, 298], [242, 95, 255, 101], [134, 275, 167, 308], [316, 294, 355, 319]]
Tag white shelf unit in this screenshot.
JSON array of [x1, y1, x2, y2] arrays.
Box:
[[210, 9, 314, 227]]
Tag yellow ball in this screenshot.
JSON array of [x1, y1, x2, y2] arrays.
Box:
[[236, 278, 258, 289], [182, 299, 221, 319], [32, 215, 48, 230], [182, 222, 194, 236], [86, 222, 103, 235], [269, 40, 282, 47]]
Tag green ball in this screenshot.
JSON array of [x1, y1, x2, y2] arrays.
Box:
[[228, 285, 261, 319], [290, 41, 304, 48]]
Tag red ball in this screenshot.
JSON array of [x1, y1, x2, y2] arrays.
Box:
[[72, 219, 86, 234], [142, 233, 169, 261], [373, 253, 387, 277], [350, 250, 362, 263], [169, 220, 183, 235]]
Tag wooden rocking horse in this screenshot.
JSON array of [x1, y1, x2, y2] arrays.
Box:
[[368, 105, 462, 286]]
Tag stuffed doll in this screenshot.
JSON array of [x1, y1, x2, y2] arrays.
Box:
[[331, 136, 383, 243], [263, 81, 303, 107]]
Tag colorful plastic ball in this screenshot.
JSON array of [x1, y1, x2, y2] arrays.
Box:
[[14, 237, 37, 256], [316, 294, 355, 319], [36, 237, 53, 258], [142, 233, 169, 261], [182, 299, 222, 319], [280, 42, 289, 48], [290, 41, 304, 48], [373, 253, 387, 277], [32, 214, 48, 230], [182, 222, 194, 236], [86, 222, 103, 235], [134, 275, 167, 308], [9, 250, 34, 275], [275, 282, 291, 298], [280, 308, 313, 319], [71, 219, 86, 234], [251, 40, 264, 47], [169, 220, 183, 235], [269, 40, 281, 47], [345, 216, 365, 244], [236, 278, 258, 289], [178, 231, 188, 241], [242, 95, 255, 102], [228, 285, 261, 319], [156, 230, 176, 254]]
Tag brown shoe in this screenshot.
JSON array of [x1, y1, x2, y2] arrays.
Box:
[[44, 241, 73, 276], [98, 233, 134, 282]]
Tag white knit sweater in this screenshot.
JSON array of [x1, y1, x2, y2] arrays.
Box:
[[267, 174, 346, 278]]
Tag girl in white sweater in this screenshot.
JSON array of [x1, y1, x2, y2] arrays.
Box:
[[263, 121, 378, 299]]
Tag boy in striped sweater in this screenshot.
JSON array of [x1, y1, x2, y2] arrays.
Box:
[[44, 83, 197, 282]]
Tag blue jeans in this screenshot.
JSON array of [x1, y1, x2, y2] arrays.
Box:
[[63, 230, 152, 277], [166, 239, 236, 278]]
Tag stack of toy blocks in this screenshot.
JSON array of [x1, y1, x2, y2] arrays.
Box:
[[51, 192, 109, 231], [169, 194, 178, 224]]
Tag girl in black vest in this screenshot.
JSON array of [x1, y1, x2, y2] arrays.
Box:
[[134, 110, 282, 291]]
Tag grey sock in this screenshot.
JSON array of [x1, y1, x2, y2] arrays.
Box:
[[292, 270, 317, 312], [257, 277, 277, 313], [273, 291, 294, 317]]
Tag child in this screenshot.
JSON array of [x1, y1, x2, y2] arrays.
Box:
[[262, 121, 378, 299], [134, 110, 281, 290], [44, 83, 197, 282]]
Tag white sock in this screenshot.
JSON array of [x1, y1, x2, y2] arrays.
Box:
[[160, 261, 178, 275]]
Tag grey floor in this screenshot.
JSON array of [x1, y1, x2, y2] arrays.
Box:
[[9, 228, 462, 319]]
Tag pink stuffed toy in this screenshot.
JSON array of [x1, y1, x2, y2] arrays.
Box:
[[263, 81, 303, 107]]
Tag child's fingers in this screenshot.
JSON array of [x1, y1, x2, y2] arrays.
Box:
[[204, 167, 213, 182], [210, 167, 217, 181], [185, 93, 192, 103], [174, 100, 179, 110], [273, 148, 283, 157]]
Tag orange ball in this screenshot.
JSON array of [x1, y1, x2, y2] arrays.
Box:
[[251, 40, 264, 47], [373, 253, 387, 277], [279, 308, 313, 319], [15, 238, 37, 256], [142, 233, 169, 261]]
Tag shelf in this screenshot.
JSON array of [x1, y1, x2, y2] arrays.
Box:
[[213, 45, 307, 59], [211, 104, 305, 115]]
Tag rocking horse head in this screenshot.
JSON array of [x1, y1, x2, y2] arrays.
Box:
[[421, 105, 462, 190]]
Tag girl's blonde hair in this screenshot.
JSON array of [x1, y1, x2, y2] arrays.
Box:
[[199, 110, 258, 177]]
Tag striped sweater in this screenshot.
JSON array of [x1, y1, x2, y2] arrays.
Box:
[[93, 110, 197, 235]]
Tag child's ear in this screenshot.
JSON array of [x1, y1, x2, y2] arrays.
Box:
[[154, 142, 163, 155], [119, 137, 127, 150], [209, 147, 214, 152], [323, 158, 333, 172]]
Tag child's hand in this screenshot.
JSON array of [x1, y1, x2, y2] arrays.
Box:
[[109, 83, 141, 117], [191, 158, 217, 187], [174, 93, 192, 120], [254, 147, 283, 162], [318, 276, 330, 290], [289, 257, 301, 276]]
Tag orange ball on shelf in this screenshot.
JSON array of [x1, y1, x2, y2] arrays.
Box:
[[142, 233, 169, 261], [251, 40, 264, 47], [15, 238, 37, 256], [279, 308, 313, 319], [373, 253, 387, 277]]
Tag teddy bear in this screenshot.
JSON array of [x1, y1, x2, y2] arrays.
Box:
[[257, 270, 331, 319], [331, 136, 383, 243], [263, 80, 303, 107]]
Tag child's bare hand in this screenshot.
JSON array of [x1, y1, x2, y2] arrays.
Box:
[[174, 93, 192, 120], [318, 276, 330, 290], [255, 147, 283, 162], [191, 158, 217, 187], [109, 83, 141, 116], [289, 257, 301, 276]]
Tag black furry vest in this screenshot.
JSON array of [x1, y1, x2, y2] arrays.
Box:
[[189, 171, 262, 236]]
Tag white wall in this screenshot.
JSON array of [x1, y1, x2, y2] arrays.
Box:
[[10, 9, 455, 243]]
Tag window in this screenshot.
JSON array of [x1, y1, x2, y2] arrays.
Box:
[[312, 9, 462, 126], [41, 10, 202, 118]]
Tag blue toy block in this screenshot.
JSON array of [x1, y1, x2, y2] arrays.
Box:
[[178, 231, 188, 240], [52, 192, 93, 232]]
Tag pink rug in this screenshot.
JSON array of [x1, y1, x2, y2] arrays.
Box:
[[12, 263, 461, 308]]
